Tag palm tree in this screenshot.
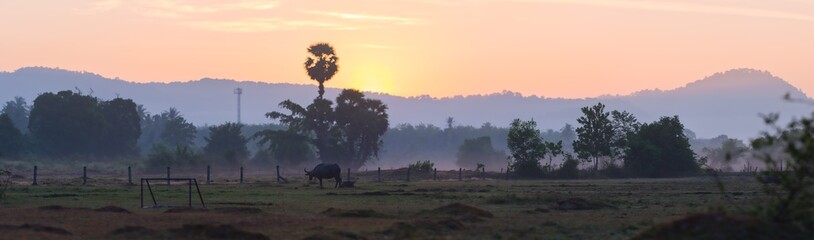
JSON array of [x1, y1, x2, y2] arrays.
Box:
[[304, 43, 339, 99]]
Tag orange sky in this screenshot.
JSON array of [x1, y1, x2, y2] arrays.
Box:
[[1, 0, 812, 98]]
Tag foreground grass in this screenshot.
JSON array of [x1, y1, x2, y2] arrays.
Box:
[[0, 176, 763, 239]]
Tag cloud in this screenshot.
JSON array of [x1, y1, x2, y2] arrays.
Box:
[[303, 10, 426, 25], [72, 0, 122, 15], [184, 18, 359, 32], [518, 0, 814, 22]]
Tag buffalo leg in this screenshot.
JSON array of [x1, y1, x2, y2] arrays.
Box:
[[318, 178, 323, 188]]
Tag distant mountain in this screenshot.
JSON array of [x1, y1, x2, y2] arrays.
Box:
[[1, 67, 810, 139]]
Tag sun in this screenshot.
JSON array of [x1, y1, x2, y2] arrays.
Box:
[[350, 64, 395, 94]]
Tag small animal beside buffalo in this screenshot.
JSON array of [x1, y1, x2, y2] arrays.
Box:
[[305, 163, 343, 188]]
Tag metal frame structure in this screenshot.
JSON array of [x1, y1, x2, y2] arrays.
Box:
[[140, 178, 206, 209]]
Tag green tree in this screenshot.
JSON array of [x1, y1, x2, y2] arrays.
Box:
[[624, 116, 699, 178], [254, 129, 314, 166], [0, 113, 26, 158], [160, 108, 196, 147], [1, 97, 29, 133], [29, 91, 106, 157], [204, 123, 249, 165], [99, 98, 141, 156], [456, 136, 506, 169], [507, 119, 546, 178], [573, 102, 614, 174], [610, 110, 640, 165], [750, 112, 814, 233], [305, 43, 339, 99], [267, 89, 389, 170]]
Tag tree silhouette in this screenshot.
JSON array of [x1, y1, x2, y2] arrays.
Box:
[[1, 97, 30, 133], [304, 43, 339, 99], [624, 116, 698, 178], [573, 102, 614, 174], [204, 123, 249, 165], [160, 108, 196, 148], [0, 113, 25, 158]]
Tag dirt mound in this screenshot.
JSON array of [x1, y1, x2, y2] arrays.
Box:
[[356, 191, 389, 196], [0, 223, 72, 235], [420, 203, 494, 219], [553, 198, 613, 210], [632, 212, 795, 240], [163, 208, 210, 214], [212, 201, 274, 206], [95, 205, 131, 213], [37, 205, 88, 211], [378, 218, 464, 238], [321, 208, 389, 218], [109, 226, 160, 237], [214, 207, 263, 214], [167, 224, 269, 240], [303, 230, 367, 240]]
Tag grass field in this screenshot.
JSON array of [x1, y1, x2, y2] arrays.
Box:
[[0, 173, 764, 239]]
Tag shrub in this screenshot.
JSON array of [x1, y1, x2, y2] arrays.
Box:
[[409, 160, 434, 172], [145, 144, 201, 172], [557, 154, 580, 179]]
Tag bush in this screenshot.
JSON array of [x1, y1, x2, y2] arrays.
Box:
[[145, 144, 201, 172], [557, 154, 580, 179], [0, 169, 10, 200], [409, 160, 434, 172]]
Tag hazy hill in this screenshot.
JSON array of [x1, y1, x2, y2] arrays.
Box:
[[1, 67, 810, 139]]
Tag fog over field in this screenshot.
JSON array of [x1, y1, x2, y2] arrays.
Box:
[[1, 67, 810, 140]]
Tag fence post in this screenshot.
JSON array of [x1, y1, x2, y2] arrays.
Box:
[[433, 168, 437, 181], [459, 168, 462, 181], [206, 165, 211, 185], [240, 166, 244, 184], [482, 166, 486, 180], [32, 165, 37, 185], [166, 166, 170, 185], [82, 166, 87, 185], [377, 167, 381, 182], [406, 167, 411, 182], [346, 168, 350, 182], [128, 166, 132, 185], [276, 165, 280, 183]]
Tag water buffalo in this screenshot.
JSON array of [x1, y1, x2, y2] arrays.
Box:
[[304, 163, 342, 188]]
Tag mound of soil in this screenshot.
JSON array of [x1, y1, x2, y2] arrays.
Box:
[[632, 212, 796, 240], [420, 203, 494, 218], [109, 226, 159, 237], [213, 207, 263, 214], [163, 208, 210, 214], [321, 208, 389, 218], [0, 223, 72, 235], [211, 201, 274, 206], [303, 230, 367, 240], [553, 198, 612, 211], [167, 224, 269, 240], [37, 205, 89, 211], [356, 191, 389, 196], [95, 206, 131, 213], [378, 218, 464, 238]]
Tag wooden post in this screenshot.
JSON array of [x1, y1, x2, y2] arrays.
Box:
[[482, 166, 486, 180], [206, 165, 211, 185], [188, 179, 192, 208], [276, 165, 280, 183], [406, 167, 411, 182], [347, 168, 350, 182], [83, 166, 87, 185], [240, 166, 244, 184], [32, 165, 37, 186], [166, 167, 170, 185], [377, 167, 381, 182], [433, 168, 437, 181], [128, 166, 132, 185], [459, 168, 462, 181]]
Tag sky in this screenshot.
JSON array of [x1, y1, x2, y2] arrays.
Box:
[[1, 0, 812, 98]]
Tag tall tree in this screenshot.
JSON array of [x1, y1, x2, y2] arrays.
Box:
[[573, 102, 614, 173], [267, 89, 388, 170], [29, 91, 106, 157], [304, 43, 339, 99], [99, 98, 141, 156], [255, 129, 314, 166], [204, 123, 249, 165], [610, 110, 640, 165], [624, 116, 699, 178], [1, 97, 29, 133], [0, 113, 25, 158], [456, 136, 506, 169], [160, 108, 196, 147], [507, 119, 547, 178]]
